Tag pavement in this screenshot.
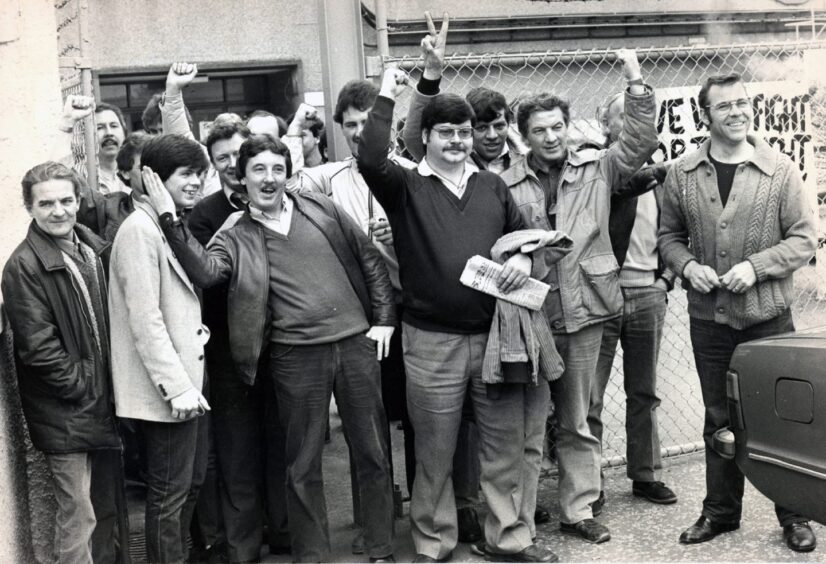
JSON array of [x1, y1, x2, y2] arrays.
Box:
[[128, 404, 824, 563]]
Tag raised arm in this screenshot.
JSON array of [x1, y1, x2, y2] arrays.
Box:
[[402, 11, 449, 162], [356, 67, 412, 212], [603, 49, 659, 193], [161, 62, 198, 139], [142, 167, 232, 288]]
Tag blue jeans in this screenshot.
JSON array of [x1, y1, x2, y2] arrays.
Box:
[[689, 311, 804, 527], [141, 415, 207, 563], [591, 284, 666, 482], [267, 333, 394, 562], [550, 323, 605, 524]]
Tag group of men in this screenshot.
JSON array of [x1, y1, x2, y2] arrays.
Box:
[[2, 11, 820, 564]]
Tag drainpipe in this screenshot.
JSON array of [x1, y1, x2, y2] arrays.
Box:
[[375, 0, 390, 59]]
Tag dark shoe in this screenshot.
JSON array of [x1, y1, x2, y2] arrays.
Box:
[[370, 556, 396, 563], [484, 544, 559, 563], [560, 519, 610, 543], [679, 516, 739, 544], [412, 551, 452, 563], [633, 481, 678, 504], [457, 507, 483, 543], [783, 522, 817, 553], [590, 491, 606, 517], [268, 542, 291, 555], [351, 528, 365, 554], [534, 505, 551, 525]]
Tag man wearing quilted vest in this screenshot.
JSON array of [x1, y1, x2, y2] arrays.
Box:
[[658, 72, 818, 552]]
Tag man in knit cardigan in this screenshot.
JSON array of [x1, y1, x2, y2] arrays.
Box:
[[658, 72, 818, 553]]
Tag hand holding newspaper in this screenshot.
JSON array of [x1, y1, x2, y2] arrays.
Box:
[[460, 255, 550, 311]]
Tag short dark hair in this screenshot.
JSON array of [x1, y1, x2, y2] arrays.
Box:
[[516, 94, 570, 137], [95, 102, 127, 131], [116, 132, 151, 174], [237, 135, 293, 181], [466, 88, 512, 124], [21, 161, 83, 210], [140, 134, 209, 182], [698, 73, 744, 110], [421, 93, 476, 139], [205, 122, 250, 162], [334, 80, 379, 124], [141, 93, 163, 131]]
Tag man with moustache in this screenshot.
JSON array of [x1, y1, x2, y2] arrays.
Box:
[[398, 15, 550, 542], [108, 134, 212, 563], [358, 67, 555, 563], [145, 135, 398, 563], [500, 49, 658, 544], [2, 161, 127, 564], [658, 73, 817, 552]]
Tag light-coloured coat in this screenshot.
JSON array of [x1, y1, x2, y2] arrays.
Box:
[[108, 200, 209, 423]]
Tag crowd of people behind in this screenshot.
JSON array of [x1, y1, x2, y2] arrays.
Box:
[[2, 11, 820, 564]]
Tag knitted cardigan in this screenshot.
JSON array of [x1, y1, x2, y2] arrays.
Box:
[[658, 135, 817, 329]]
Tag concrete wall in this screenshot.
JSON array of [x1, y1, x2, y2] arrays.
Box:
[[0, 0, 64, 560], [87, 0, 325, 92]]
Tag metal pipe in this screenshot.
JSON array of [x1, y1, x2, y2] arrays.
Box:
[[375, 0, 390, 59], [78, 0, 97, 192]]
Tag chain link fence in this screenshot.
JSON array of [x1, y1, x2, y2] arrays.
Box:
[[386, 40, 826, 467]]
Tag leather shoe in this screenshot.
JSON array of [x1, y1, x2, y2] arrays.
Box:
[[679, 516, 739, 544], [457, 507, 483, 543], [633, 480, 677, 504], [560, 519, 610, 543], [534, 504, 551, 525], [483, 543, 559, 563], [783, 522, 817, 553], [412, 551, 452, 563], [590, 491, 606, 517]]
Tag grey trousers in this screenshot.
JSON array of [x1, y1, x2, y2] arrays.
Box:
[[403, 323, 544, 559]]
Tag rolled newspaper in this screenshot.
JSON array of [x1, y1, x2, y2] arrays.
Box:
[[460, 255, 550, 311]]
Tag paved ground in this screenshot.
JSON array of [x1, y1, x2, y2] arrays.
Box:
[[128, 404, 823, 562]]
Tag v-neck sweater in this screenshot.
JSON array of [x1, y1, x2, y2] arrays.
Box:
[[358, 95, 526, 333]]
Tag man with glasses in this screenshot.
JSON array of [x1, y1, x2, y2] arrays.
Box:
[[659, 73, 817, 552], [358, 67, 557, 563]]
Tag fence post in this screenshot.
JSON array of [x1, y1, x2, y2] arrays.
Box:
[[78, 0, 97, 192]]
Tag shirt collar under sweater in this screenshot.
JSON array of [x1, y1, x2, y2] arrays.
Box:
[[417, 158, 479, 199], [248, 193, 293, 236]]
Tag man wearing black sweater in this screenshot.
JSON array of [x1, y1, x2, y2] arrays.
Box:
[[358, 67, 557, 564]]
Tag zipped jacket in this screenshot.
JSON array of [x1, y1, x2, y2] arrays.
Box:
[[2, 222, 120, 453], [500, 86, 659, 333], [159, 191, 396, 384]]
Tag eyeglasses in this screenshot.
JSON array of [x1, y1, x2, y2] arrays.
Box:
[[708, 98, 751, 114], [473, 122, 509, 134], [432, 126, 474, 140]]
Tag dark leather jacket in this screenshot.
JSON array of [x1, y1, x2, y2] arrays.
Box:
[[160, 191, 396, 384], [1, 222, 120, 453]]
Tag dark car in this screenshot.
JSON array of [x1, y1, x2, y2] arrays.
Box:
[[717, 326, 826, 525]]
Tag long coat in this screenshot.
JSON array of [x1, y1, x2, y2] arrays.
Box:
[[2, 222, 121, 453]]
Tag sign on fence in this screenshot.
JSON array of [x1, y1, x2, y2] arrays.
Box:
[[652, 81, 816, 184]]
